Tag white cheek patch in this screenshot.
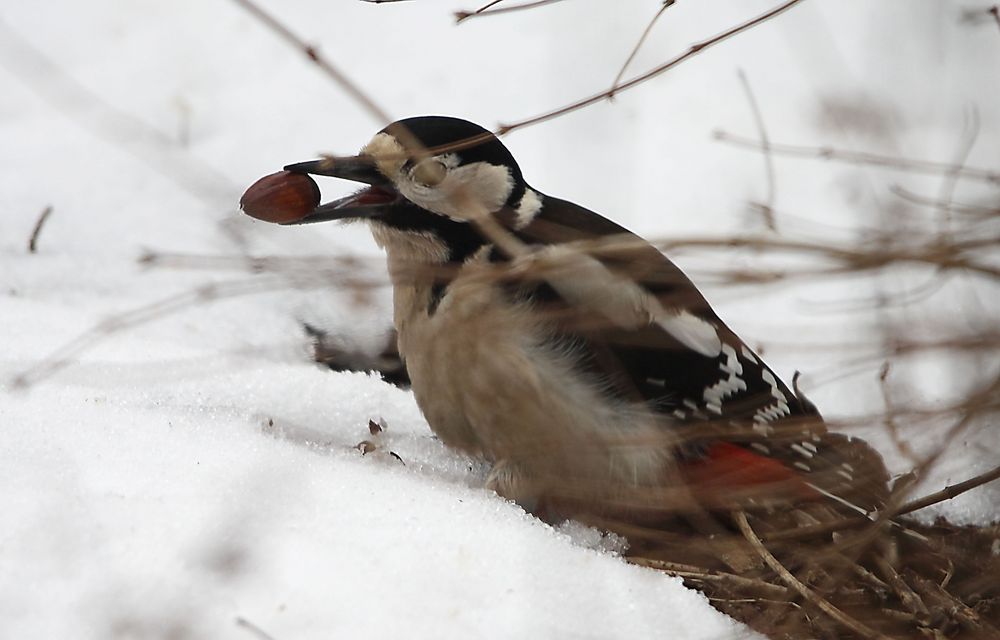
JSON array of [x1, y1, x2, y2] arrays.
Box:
[[514, 188, 543, 229], [399, 161, 514, 221]]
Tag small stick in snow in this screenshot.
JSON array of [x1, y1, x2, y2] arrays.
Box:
[[235, 617, 278, 640], [628, 556, 790, 600], [28, 205, 53, 254]]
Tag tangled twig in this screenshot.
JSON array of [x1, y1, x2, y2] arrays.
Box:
[[734, 511, 892, 640]]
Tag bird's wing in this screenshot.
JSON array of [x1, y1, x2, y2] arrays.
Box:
[[504, 196, 892, 513], [507, 194, 819, 434]]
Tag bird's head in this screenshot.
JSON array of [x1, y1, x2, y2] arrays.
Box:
[[282, 117, 540, 244]]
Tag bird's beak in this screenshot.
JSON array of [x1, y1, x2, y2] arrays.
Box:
[[282, 156, 399, 224]]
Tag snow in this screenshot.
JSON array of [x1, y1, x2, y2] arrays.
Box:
[[1, 1, 997, 638]]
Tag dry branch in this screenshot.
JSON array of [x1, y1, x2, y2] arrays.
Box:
[[736, 69, 777, 231], [10, 275, 333, 388], [889, 185, 1000, 219], [608, 1, 676, 99], [455, 0, 569, 23], [897, 464, 1000, 517], [629, 557, 791, 600], [934, 107, 980, 237], [714, 130, 1000, 183], [0, 20, 234, 205], [496, 0, 811, 134], [734, 510, 891, 640], [230, 0, 391, 124], [235, 617, 277, 640]]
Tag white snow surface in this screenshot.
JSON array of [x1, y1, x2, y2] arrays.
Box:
[[1, 1, 998, 638]]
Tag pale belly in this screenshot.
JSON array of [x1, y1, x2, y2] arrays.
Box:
[[392, 271, 672, 504]]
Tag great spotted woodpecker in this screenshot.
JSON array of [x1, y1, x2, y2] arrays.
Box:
[[244, 116, 888, 521]]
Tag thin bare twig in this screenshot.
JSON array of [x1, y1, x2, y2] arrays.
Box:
[[138, 250, 387, 275], [871, 554, 930, 620], [230, 0, 391, 124], [0, 19, 234, 206], [908, 571, 998, 635], [896, 463, 1000, 516], [878, 362, 919, 464], [228, 0, 542, 271], [235, 617, 277, 640], [628, 557, 791, 599], [935, 107, 980, 237], [889, 185, 999, 218], [736, 68, 777, 231], [455, 0, 568, 23], [608, 1, 675, 99], [496, 0, 810, 134], [734, 511, 892, 640], [10, 276, 305, 389], [796, 272, 956, 315], [891, 374, 1000, 503], [454, 0, 504, 22], [652, 235, 1000, 280], [28, 205, 53, 254], [714, 130, 1000, 183], [770, 374, 999, 548]]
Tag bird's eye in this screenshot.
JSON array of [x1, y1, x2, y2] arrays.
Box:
[[411, 158, 447, 187]]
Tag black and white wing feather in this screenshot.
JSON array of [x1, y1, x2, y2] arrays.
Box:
[[507, 195, 821, 437], [503, 195, 893, 511]]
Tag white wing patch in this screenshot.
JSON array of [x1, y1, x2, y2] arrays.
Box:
[[790, 443, 815, 459], [514, 188, 543, 229], [702, 344, 748, 407], [655, 311, 723, 358], [753, 369, 791, 425], [522, 246, 722, 357], [526, 246, 648, 326]]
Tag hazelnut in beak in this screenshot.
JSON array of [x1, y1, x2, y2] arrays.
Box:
[[240, 170, 321, 224]]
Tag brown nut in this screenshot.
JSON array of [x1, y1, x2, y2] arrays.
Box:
[[239, 170, 321, 223]]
